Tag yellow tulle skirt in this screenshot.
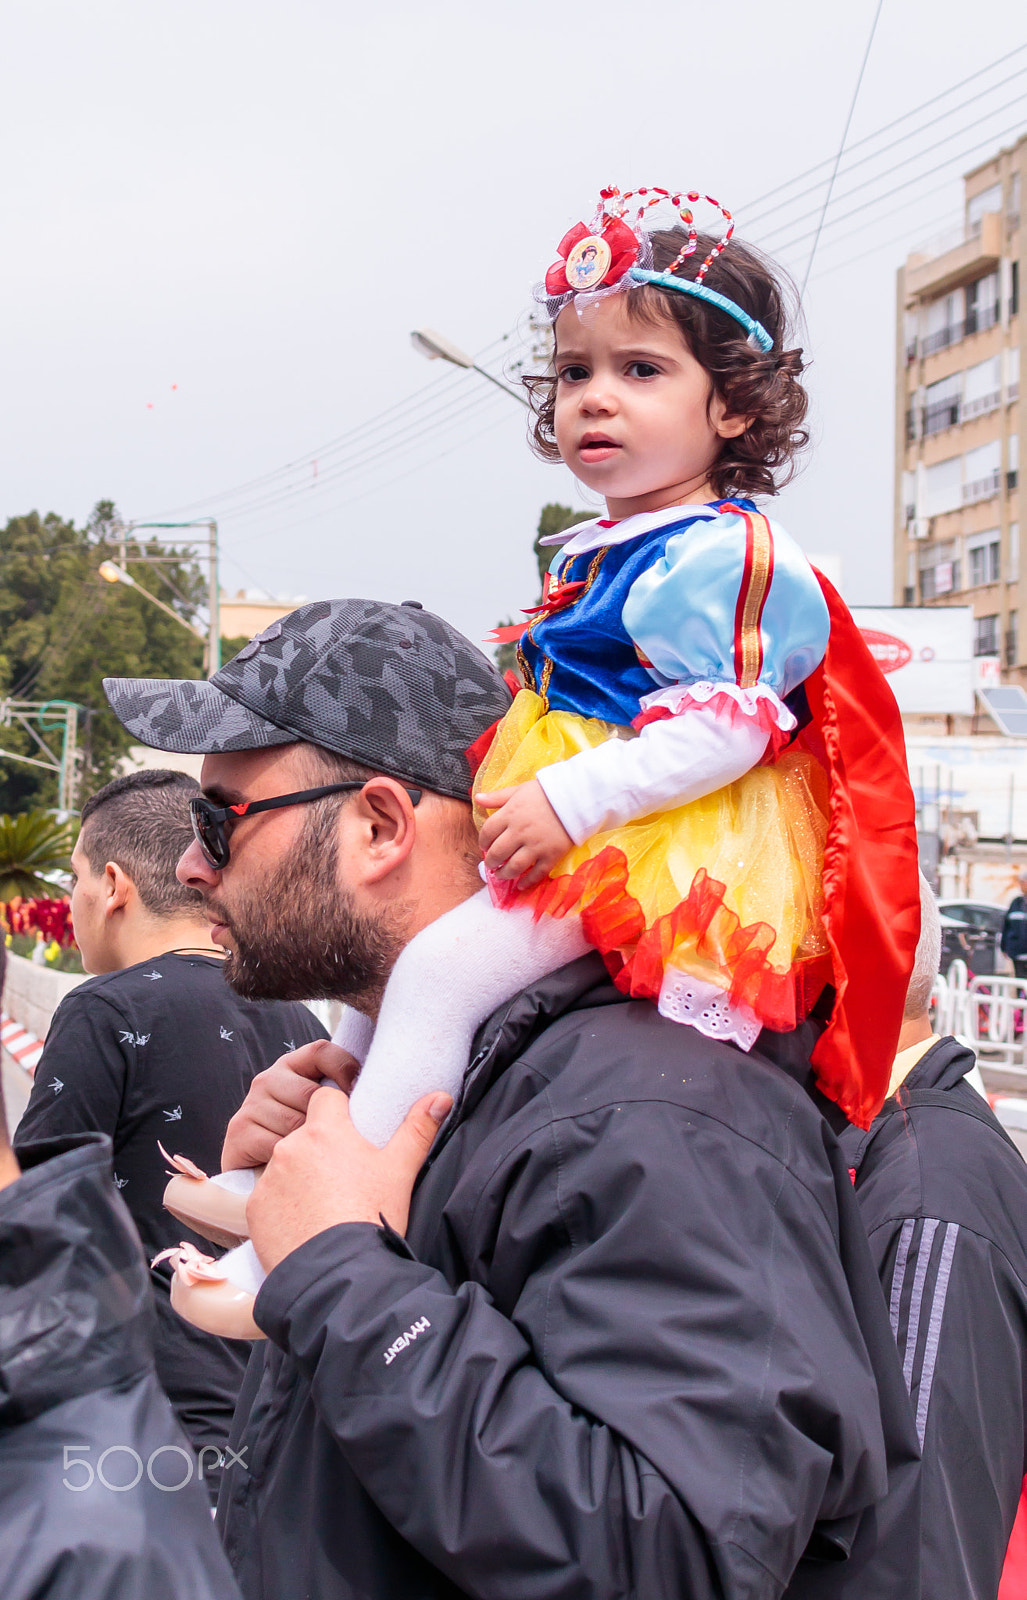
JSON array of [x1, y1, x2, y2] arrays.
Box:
[[472, 690, 832, 1030]]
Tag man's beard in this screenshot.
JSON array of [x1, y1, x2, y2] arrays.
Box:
[[206, 823, 400, 1007]]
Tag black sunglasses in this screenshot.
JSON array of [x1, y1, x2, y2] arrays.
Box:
[[189, 782, 422, 870]]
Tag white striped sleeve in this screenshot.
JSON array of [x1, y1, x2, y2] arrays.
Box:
[[887, 1215, 961, 1448]]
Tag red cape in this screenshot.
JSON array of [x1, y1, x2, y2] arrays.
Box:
[[798, 573, 921, 1127], [999, 1481, 1027, 1599]]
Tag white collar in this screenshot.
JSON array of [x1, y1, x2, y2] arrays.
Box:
[[539, 502, 722, 559]]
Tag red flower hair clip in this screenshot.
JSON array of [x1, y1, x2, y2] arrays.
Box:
[[544, 213, 640, 296]]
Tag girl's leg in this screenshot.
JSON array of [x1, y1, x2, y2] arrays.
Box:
[[347, 888, 590, 1146], [332, 1004, 374, 1064], [160, 892, 589, 1338]]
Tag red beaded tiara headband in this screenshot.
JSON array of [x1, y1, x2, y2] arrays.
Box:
[[541, 185, 773, 353]]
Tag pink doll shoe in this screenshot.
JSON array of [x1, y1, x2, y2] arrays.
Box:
[[152, 1240, 266, 1341], [159, 1144, 259, 1250]]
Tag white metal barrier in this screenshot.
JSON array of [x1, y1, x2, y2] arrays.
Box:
[[930, 961, 969, 1038], [929, 974, 951, 1036], [956, 974, 1027, 1074]]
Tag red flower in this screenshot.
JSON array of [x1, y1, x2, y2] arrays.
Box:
[[544, 215, 640, 295]]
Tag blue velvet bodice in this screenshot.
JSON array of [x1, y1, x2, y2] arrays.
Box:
[[519, 500, 830, 726]]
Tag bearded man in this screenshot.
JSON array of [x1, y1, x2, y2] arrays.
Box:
[[103, 597, 921, 1600]]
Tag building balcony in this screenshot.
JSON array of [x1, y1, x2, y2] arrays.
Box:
[[906, 212, 1003, 299], [963, 469, 1002, 505], [922, 398, 962, 436], [907, 388, 1008, 441], [917, 302, 1000, 359], [962, 389, 1002, 419]]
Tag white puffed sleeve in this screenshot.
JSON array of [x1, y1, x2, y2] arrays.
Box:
[[622, 509, 830, 729]]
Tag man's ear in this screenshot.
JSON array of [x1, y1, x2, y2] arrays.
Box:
[[102, 861, 133, 919], [349, 779, 419, 884]]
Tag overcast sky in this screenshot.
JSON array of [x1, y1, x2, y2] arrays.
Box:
[[2, 1, 1026, 646]]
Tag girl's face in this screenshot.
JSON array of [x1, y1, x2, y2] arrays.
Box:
[[552, 294, 747, 518]]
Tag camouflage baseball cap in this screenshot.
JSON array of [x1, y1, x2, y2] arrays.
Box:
[[103, 598, 511, 800]]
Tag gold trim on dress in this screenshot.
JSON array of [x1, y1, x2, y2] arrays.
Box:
[[736, 515, 773, 690]]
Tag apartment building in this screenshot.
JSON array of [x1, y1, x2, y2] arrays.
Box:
[[895, 133, 1025, 680]]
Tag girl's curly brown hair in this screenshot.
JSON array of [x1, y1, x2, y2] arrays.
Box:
[[525, 227, 809, 500]]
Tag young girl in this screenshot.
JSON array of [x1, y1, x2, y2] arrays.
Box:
[[158, 186, 921, 1336]]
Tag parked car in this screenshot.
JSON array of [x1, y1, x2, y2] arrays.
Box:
[[938, 902, 1004, 976], [939, 901, 1007, 938]]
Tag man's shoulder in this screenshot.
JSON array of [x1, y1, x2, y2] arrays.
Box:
[[59, 952, 218, 996], [515, 990, 830, 1176], [853, 1038, 1027, 1258], [51, 955, 322, 1037], [50, 967, 131, 1020]]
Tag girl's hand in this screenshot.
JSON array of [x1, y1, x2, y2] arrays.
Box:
[[477, 780, 574, 887]]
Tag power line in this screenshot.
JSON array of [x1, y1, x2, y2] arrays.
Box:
[[145, 328, 527, 521], [811, 205, 965, 284], [214, 402, 521, 562], [211, 373, 521, 527], [801, 0, 885, 294], [743, 65, 1027, 236], [760, 112, 1027, 260], [748, 86, 1027, 241], [738, 43, 1027, 219]]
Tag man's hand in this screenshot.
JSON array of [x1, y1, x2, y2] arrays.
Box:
[[477, 779, 574, 887], [246, 1085, 453, 1272], [221, 1039, 360, 1169]]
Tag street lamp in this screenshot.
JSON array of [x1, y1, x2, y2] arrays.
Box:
[[98, 560, 208, 649], [411, 328, 528, 408]]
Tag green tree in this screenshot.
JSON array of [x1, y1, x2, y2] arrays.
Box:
[[532, 502, 593, 587], [221, 634, 253, 663], [0, 811, 75, 898], [0, 503, 207, 812], [493, 503, 594, 678]]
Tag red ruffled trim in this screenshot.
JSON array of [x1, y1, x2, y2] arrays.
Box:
[[488, 851, 828, 1033], [632, 690, 795, 762]]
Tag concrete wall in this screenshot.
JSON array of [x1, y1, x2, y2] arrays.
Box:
[[1, 952, 88, 1135], [3, 949, 87, 1041]]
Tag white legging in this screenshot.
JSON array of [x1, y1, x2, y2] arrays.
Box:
[[342, 889, 590, 1146]]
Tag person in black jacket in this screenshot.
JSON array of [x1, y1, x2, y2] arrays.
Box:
[[0, 942, 240, 1600], [14, 769, 327, 1498], [841, 874, 1027, 1600], [104, 600, 921, 1600], [1001, 870, 1027, 975]]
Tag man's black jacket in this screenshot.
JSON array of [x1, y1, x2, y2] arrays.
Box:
[[839, 1035, 1027, 1600], [220, 957, 919, 1599], [1002, 895, 1027, 961], [0, 1133, 239, 1600]]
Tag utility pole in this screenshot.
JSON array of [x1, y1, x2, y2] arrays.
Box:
[[104, 519, 221, 678], [0, 700, 81, 814], [207, 520, 220, 675]]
